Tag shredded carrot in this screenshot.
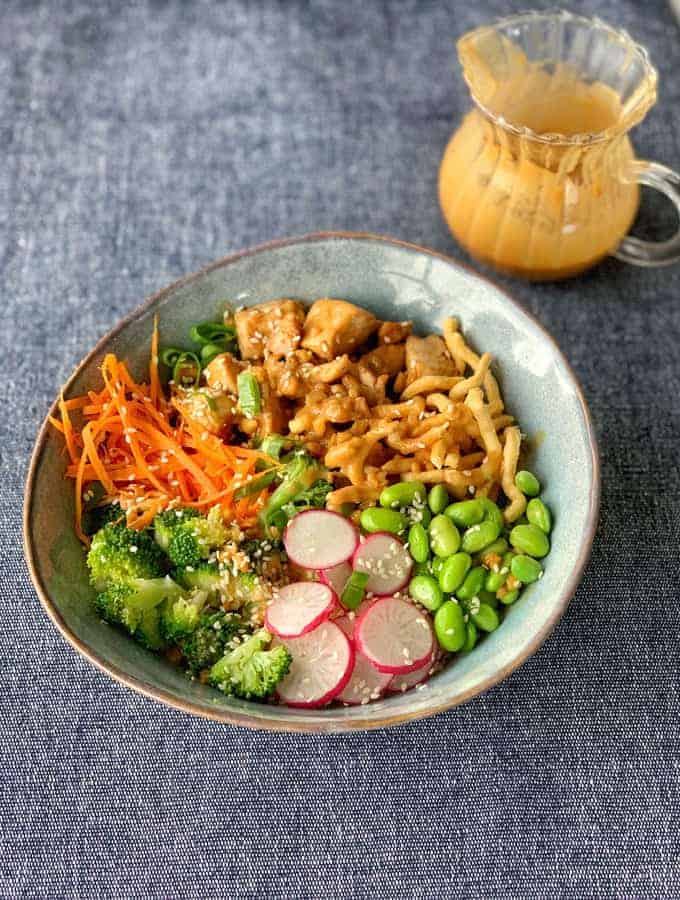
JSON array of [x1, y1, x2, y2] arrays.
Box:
[[49, 323, 272, 541]]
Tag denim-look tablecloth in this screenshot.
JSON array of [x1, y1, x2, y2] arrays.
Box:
[[2, 1, 679, 897]]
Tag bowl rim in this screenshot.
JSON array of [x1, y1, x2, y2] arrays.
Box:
[[23, 231, 600, 733]]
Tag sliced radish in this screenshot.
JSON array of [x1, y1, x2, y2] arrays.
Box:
[[265, 581, 336, 639], [387, 652, 434, 693], [338, 650, 393, 705], [334, 602, 370, 643], [319, 561, 352, 597], [284, 510, 359, 570], [352, 532, 413, 595], [355, 596, 434, 675], [276, 621, 354, 708]]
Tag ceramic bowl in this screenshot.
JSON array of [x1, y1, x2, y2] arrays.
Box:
[[24, 233, 599, 732]]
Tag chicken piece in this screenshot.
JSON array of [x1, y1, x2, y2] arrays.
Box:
[[301, 298, 378, 361], [310, 355, 353, 384], [358, 344, 406, 377], [235, 299, 306, 360], [172, 387, 234, 435], [378, 320, 412, 345], [405, 335, 456, 385], [238, 366, 289, 437], [264, 351, 314, 399], [203, 352, 244, 394]]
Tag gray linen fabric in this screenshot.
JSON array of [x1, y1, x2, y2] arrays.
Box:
[[2, 0, 680, 897]]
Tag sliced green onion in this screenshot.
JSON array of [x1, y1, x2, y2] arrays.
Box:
[[160, 347, 184, 368], [189, 321, 237, 347], [237, 371, 261, 418], [200, 343, 224, 366], [259, 434, 286, 460], [233, 470, 277, 500], [341, 571, 369, 610], [172, 352, 202, 387]]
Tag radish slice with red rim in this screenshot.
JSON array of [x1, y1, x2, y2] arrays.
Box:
[[264, 581, 336, 639], [334, 601, 370, 643], [276, 621, 354, 708], [352, 532, 413, 596], [355, 596, 434, 675], [284, 510, 359, 570], [338, 650, 393, 705], [319, 561, 352, 597], [387, 652, 434, 693]]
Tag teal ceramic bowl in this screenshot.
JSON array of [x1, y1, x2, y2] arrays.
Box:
[[24, 233, 599, 732]]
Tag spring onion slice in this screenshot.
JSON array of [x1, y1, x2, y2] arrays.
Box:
[[340, 571, 369, 610], [200, 343, 224, 366], [190, 321, 237, 347], [259, 434, 286, 460], [237, 371, 261, 418], [233, 469, 277, 500], [172, 352, 202, 387], [160, 347, 184, 368]]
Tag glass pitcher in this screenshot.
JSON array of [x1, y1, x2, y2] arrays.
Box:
[[438, 11, 680, 280]]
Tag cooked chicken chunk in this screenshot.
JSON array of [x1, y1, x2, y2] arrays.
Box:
[[172, 387, 234, 434], [405, 335, 456, 385], [203, 352, 244, 394], [236, 366, 288, 437], [235, 299, 305, 360], [378, 320, 412, 346], [358, 344, 405, 377], [301, 299, 378, 361]]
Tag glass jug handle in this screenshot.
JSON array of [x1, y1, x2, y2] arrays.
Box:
[[614, 161, 680, 267]]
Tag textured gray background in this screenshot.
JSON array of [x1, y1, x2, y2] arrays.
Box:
[[3, 1, 680, 897]]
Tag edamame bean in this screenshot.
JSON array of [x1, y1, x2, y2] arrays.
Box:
[[502, 550, 516, 568], [438, 552, 472, 593], [479, 497, 504, 530], [480, 537, 509, 562], [461, 519, 501, 554], [509, 523, 550, 558], [408, 523, 430, 563], [499, 588, 519, 606], [431, 556, 445, 578], [379, 481, 426, 510], [511, 555, 543, 584], [484, 569, 507, 593], [515, 469, 541, 497], [478, 589, 499, 609], [434, 600, 467, 652], [360, 507, 408, 535], [456, 566, 486, 601], [429, 515, 461, 558], [415, 506, 432, 528], [472, 602, 500, 632], [409, 574, 444, 612], [428, 484, 450, 515], [444, 499, 484, 527], [463, 620, 478, 652], [527, 497, 552, 534]]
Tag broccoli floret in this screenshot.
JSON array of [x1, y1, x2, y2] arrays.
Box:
[[153, 506, 228, 567], [260, 452, 327, 534], [178, 611, 242, 673], [82, 501, 126, 536], [280, 478, 333, 520], [173, 562, 224, 594], [153, 507, 201, 551], [135, 606, 166, 651], [160, 589, 209, 642], [228, 572, 269, 621], [87, 523, 166, 591], [208, 628, 291, 700], [95, 575, 183, 645]]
